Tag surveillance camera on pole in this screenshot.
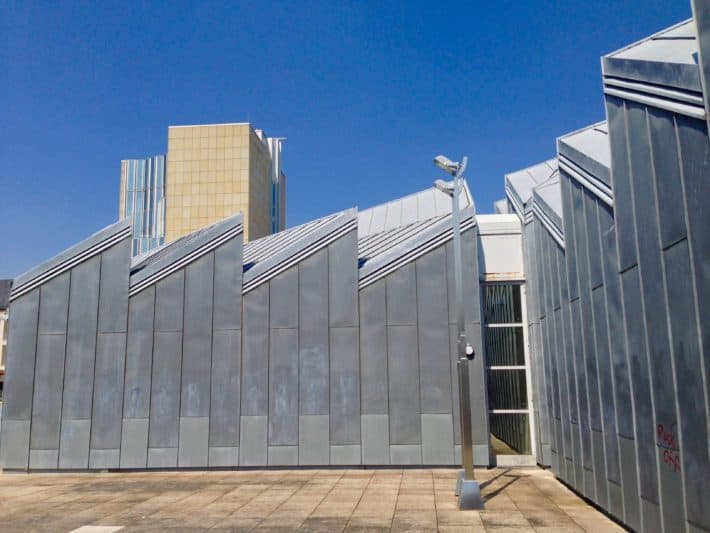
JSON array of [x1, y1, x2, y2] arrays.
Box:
[[433, 153, 483, 511]]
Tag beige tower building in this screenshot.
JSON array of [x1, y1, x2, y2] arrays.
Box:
[[120, 122, 285, 255], [165, 123, 285, 242]]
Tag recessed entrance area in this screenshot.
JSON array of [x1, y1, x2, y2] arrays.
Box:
[[482, 283, 535, 465]]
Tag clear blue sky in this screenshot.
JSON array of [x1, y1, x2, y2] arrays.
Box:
[[0, 0, 691, 278]]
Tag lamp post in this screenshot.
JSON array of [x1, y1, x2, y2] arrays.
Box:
[[433, 155, 484, 511]]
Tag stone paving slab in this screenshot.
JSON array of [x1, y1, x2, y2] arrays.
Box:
[[0, 468, 625, 532]]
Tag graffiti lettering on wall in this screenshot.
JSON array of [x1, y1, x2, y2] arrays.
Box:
[[657, 424, 680, 473]]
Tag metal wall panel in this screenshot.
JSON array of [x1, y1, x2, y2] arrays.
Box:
[[149, 331, 182, 449], [299, 415, 329, 465], [178, 416, 209, 467], [664, 240, 709, 531], [213, 237, 243, 331], [676, 115, 710, 372], [209, 330, 241, 448], [298, 249, 329, 415], [97, 238, 130, 333], [154, 271, 184, 332], [620, 267, 660, 528], [416, 247, 452, 414], [421, 414, 454, 464], [120, 418, 149, 468], [599, 205, 640, 528], [58, 419, 90, 469], [387, 325, 420, 445], [361, 414, 389, 465], [62, 257, 100, 423], [239, 415, 267, 466], [241, 284, 269, 416], [605, 96, 638, 272], [328, 229, 358, 327], [627, 103, 684, 531], [90, 332, 126, 453], [123, 286, 155, 420], [181, 253, 214, 418], [330, 326, 360, 445], [268, 328, 299, 445], [1, 290, 39, 421], [647, 107, 686, 248], [30, 334, 66, 452], [359, 280, 388, 415], [269, 267, 298, 329], [386, 263, 417, 326], [37, 272, 70, 334]]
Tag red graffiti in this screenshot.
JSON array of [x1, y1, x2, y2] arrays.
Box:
[[657, 424, 680, 473]]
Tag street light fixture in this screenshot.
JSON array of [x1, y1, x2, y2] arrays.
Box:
[[433, 154, 484, 511]]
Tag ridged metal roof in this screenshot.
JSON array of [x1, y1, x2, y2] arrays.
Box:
[[557, 121, 613, 206], [504, 159, 558, 220], [357, 182, 472, 238]]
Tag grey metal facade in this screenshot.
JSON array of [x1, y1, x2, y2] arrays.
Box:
[[1, 183, 489, 470], [508, 10, 710, 532]]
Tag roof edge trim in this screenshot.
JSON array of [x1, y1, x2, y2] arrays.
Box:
[[11, 219, 132, 302]]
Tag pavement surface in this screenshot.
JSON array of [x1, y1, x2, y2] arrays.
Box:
[[0, 467, 625, 532]]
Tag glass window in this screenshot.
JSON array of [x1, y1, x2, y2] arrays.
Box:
[[485, 327, 525, 366], [483, 284, 522, 324], [487, 368, 528, 410]]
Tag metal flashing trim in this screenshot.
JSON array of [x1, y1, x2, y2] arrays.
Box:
[[358, 209, 476, 289], [603, 85, 705, 120], [243, 219, 357, 293], [532, 198, 565, 249], [357, 215, 447, 259], [604, 77, 704, 107], [242, 209, 357, 293], [129, 214, 243, 296], [11, 221, 132, 302], [558, 156, 614, 208], [505, 183, 525, 222]]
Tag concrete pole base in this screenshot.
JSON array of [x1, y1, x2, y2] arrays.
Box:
[[458, 479, 484, 510], [455, 469, 464, 496]]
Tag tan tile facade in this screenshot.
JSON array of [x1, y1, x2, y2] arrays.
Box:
[[164, 123, 273, 242]]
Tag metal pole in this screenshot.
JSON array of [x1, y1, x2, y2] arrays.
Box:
[[448, 157, 484, 510], [451, 162, 474, 482]]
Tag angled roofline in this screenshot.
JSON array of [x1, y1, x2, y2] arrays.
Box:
[[556, 121, 613, 206], [11, 219, 132, 302], [129, 213, 243, 296], [532, 181, 565, 249], [243, 208, 358, 293], [602, 18, 705, 119], [359, 206, 477, 289], [504, 158, 558, 222]]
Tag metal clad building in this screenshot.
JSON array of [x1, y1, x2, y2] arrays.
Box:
[[1, 184, 492, 470], [510, 8, 710, 532]]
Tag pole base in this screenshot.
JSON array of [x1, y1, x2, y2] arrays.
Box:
[[458, 479, 484, 510], [455, 469, 464, 496]]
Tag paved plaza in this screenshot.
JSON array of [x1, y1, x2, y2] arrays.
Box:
[[0, 467, 624, 532]]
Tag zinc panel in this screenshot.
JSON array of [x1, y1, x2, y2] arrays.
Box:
[[387, 324, 420, 445], [149, 331, 182, 448], [241, 284, 269, 416], [386, 263, 417, 326], [154, 270, 184, 332], [269, 267, 298, 329], [359, 280, 388, 415], [298, 249, 330, 415], [209, 330, 242, 447], [181, 253, 214, 417], [63, 256, 100, 420], [3, 290, 40, 420], [328, 230, 358, 327], [268, 328, 299, 445], [30, 334, 66, 450], [212, 236, 243, 331], [330, 326, 360, 445], [90, 332, 126, 450], [97, 238, 130, 333], [123, 286, 155, 419]]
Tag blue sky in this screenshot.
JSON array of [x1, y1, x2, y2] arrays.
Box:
[[0, 0, 691, 278]]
